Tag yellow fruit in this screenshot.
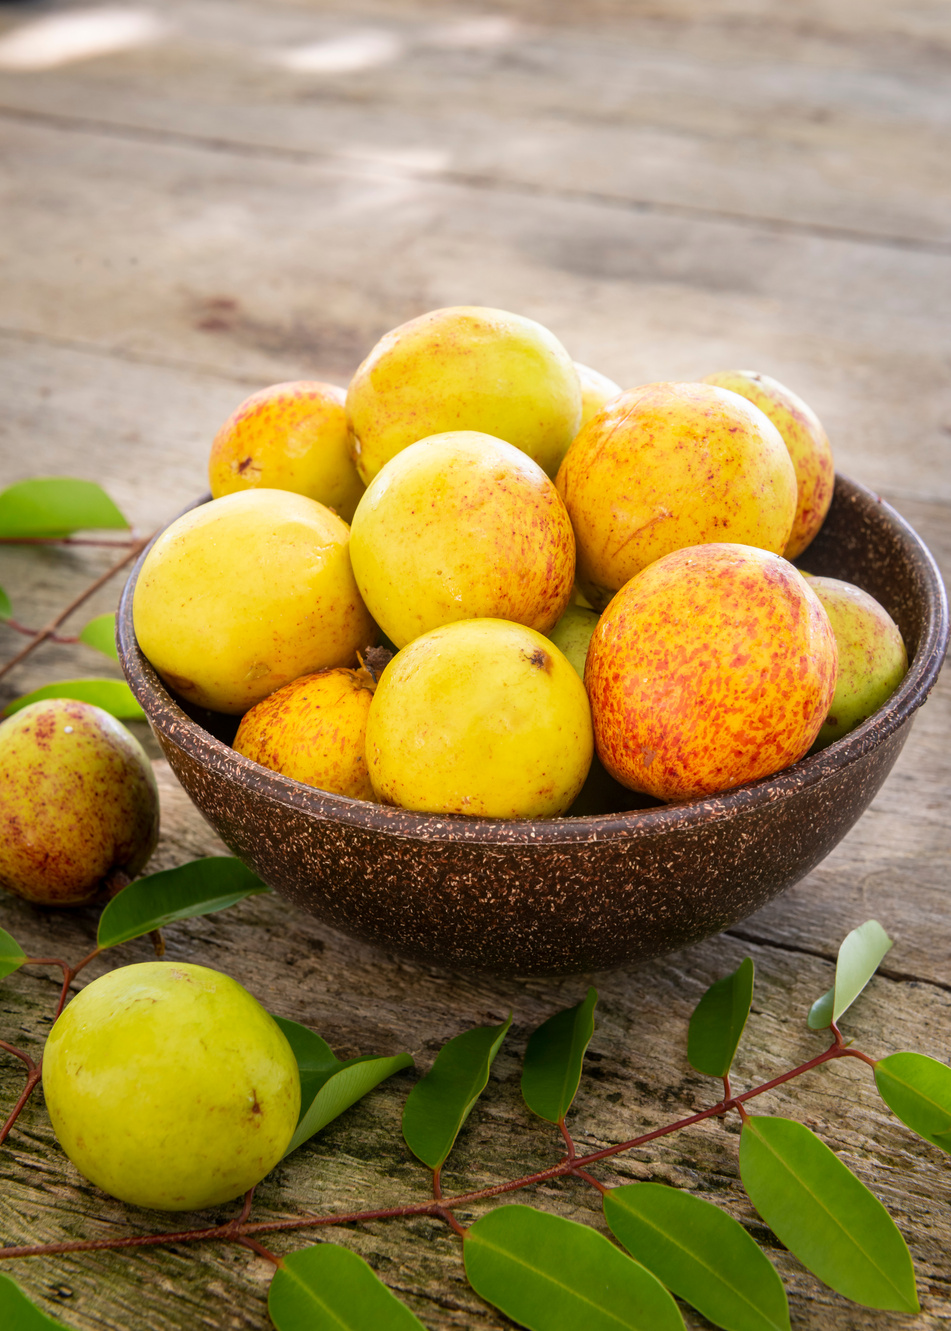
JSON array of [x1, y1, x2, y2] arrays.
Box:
[[349, 431, 575, 648], [133, 490, 376, 714], [703, 370, 834, 560], [346, 306, 582, 483], [573, 362, 622, 428], [366, 619, 593, 819], [208, 380, 365, 523], [234, 667, 376, 800], [42, 962, 300, 1211], [557, 381, 798, 610], [585, 544, 837, 802]]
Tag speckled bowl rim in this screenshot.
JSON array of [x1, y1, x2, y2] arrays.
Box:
[[118, 474, 948, 848]]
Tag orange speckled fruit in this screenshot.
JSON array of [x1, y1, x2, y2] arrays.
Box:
[[585, 544, 838, 802], [209, 380, 365, 523], [703, 370, 834, 560], [556, 381, 797, 610], [234, 668, 376, 800]]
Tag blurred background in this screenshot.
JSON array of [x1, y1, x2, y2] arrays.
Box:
[[1, 0, 949, 535]]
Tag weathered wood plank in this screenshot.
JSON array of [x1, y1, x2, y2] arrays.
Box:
[[2, 123, 950, 508], [1, 0, 950, 242]]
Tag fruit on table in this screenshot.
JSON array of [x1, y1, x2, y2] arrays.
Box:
[[234, 666, 377, 799], [132, 489, 376, 714], [42, 962, 300, 1211], [585, 544, 838, 802], [703, 370, 834, 560], [346, 306, 582, 484], [0, 699, 158, 906], [557, 382, 798, 610], [803, 574, 908, 751], [573, 361, 622, 428], [208, 380, 365, 524], [365, 618, 593, 818], [547, 603, 599, 678], [349, 431, 575, 648]]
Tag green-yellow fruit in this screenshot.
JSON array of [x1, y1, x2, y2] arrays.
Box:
[[573, 362, 622, 429], [133, 490, 376, 714], [42, 962, 301, 1211], [208, 380, 365, 524], [557, 382, 798, 610], [234, 667, 376, 800], [366, 619, 593, 818], [346, 306, 582, 483], [349, 431, 575, 648], [547, 604, 599, 678], [0, 699, 158, 906], [803, 575, 908, 750]]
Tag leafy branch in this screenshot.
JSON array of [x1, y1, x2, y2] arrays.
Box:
[[2, 884, 949, 1331], [0, 477, 149, 715]]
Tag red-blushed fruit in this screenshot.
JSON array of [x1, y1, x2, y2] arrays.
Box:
[[0, 699, 159, 905], [208, 380, 365, 523], [556, 382, 798, 610], [703, 370, 834, 560], [585, 544, 838, 802], [233, 667, 376, 800]]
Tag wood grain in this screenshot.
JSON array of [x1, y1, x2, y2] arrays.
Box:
[[0, 1, 948, 1327]]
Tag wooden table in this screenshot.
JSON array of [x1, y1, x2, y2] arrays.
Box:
[[1, 2, 949, 1327]]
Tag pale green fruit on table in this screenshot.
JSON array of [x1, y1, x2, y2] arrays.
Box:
[[42, 962, 301, 1211], [366, 618, 593, 819], [0, 699, 158, 906], [803, 574, 908, 751]]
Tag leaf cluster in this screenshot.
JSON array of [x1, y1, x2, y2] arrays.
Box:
[[1, 877, 949, 1331]]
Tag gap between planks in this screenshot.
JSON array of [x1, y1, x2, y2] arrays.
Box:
[[3, 103, 951, 260]]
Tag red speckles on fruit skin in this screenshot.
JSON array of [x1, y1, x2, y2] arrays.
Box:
[[585, 543, 838, 803]]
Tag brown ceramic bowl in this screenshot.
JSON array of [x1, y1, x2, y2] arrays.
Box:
[[118, 475, 948, 976]]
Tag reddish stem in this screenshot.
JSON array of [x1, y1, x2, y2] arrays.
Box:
[[557, 1118, 576, 1162], [0, 1039, 35, 1071], [0, 1037, 873, 1262], [433, 1167, 467, 1238], [0, 1065, 42, 1147], [2, 620, 78, 644], [0, 533, 152, 682], [0, 537, 138, 548], [572, 1167, 607, 1195], [237, 1237, 283, 1266]]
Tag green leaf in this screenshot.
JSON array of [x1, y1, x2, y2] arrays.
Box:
[[268, 1243, 424, 1330], [272, 1015, 412, 1156], [739, 1115, 918, 1312], [402, 1014, 511, 1170], [0, 927, 27, 981], [604, 1182, 789, 1331], [464, 1204, 685, 1331], [97, 857, 269, 948], [874, 1052, 951, 1152], [807, 920, 892, 1030], [2, 679, 145, 721], [78, 613, 119, 660], [0, 585, 11, 620], [688, 958, 754, 1079], [0, 478, 128, 539], [0, 1273, 71, 1328], [521, 987, 597, 1124]]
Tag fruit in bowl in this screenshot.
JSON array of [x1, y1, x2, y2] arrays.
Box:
[[117, 305, 948, 974]]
